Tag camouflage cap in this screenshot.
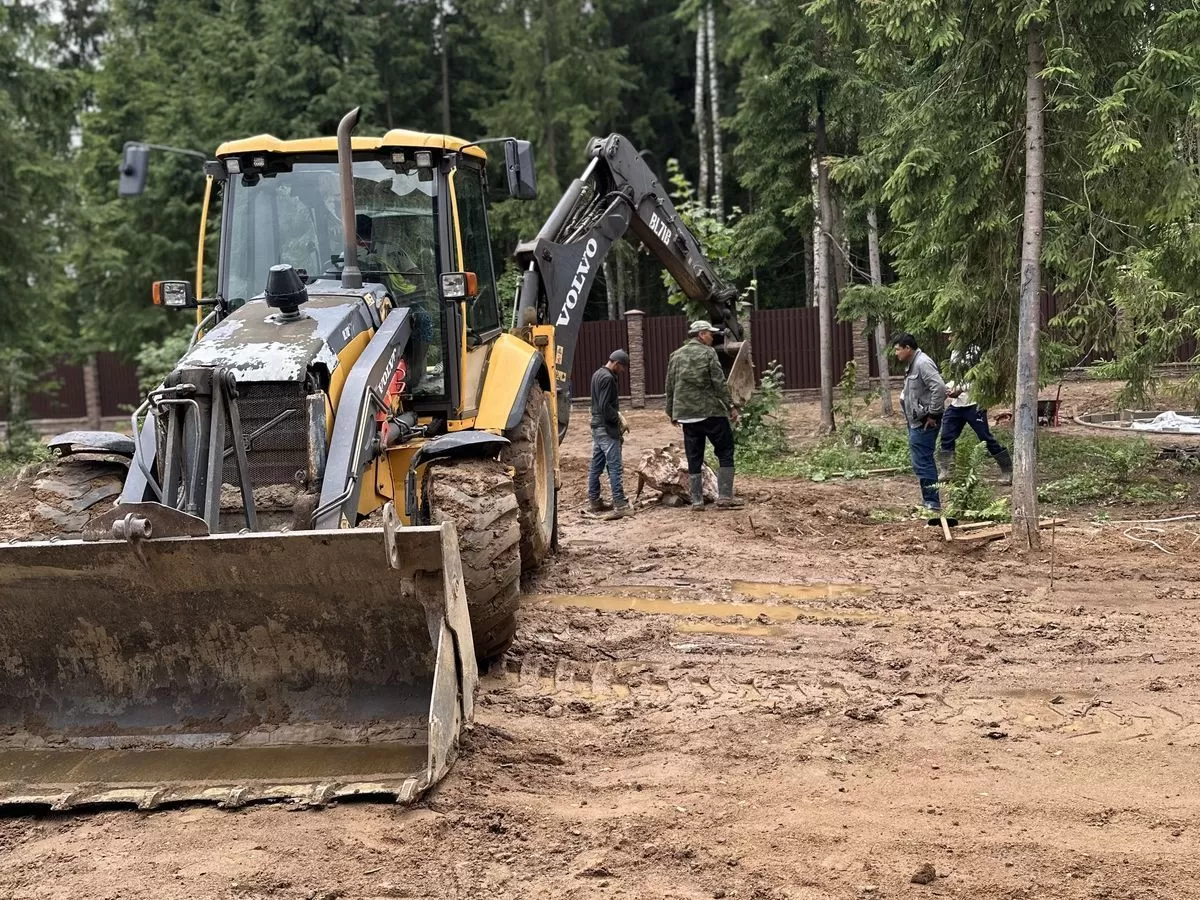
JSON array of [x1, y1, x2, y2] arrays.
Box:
[[688, 319, 715, 336]]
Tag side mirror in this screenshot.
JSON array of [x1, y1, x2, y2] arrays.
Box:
[[152, 280, 197, 310], [118, 142, 150, 197], [504, 139, 537, 201]]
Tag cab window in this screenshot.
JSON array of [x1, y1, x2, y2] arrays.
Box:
[[453, 165, 501, 338]]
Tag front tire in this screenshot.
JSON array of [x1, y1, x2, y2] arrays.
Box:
[[13, 457, 127, 539], [502, 383, 557, 572], [427, 458, 523, 665]]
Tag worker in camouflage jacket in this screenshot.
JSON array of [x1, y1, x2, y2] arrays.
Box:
[[664, 320, 745, 511]]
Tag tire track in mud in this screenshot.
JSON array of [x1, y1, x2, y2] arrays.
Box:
[[927, 689, 1200, 744], [482, 651, 904, 728]]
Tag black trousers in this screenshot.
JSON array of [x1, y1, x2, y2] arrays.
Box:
[[682, 416, 735, 474]]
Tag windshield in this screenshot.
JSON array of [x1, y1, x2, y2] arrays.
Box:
[[222, 158, 436, 303]]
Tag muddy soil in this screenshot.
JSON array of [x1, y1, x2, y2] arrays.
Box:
[[3, 380, 1200, 899]]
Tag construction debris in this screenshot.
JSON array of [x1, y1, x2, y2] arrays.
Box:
[[950, 517, 1068, 544], [635, 444, 717, 506]]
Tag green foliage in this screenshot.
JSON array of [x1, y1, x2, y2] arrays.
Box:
[[1036, 433, 1185, 507], [738, 417, 910, 481], [0, 2, 77, 404], [941, 442, 1010, 522], [660, 159, 743, 316], [823, 0, 1200, 407], [0, 437, 50, 480], [834, 361, 874, 422], [802, 422, 911, 482], [495, 263, 522, 331], [135, 327, 192, 395], [733, 360, 786, 452]]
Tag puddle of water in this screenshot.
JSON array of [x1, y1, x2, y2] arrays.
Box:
[[536, 593, 787, 620], [593, 585, 690, 599], [674, 621, 788, 637], [532, 593, 885, 624], [732, 580, 873, 601]]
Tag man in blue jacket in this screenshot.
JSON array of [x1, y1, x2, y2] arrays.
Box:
[[588, 349, 632, 518]]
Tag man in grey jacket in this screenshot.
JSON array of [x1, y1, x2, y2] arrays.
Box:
[[893, 333, 947, 512]]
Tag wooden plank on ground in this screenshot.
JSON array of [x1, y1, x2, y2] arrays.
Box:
[[952, 517, 1067, 545]]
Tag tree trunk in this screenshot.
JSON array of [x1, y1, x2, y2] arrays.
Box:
[[815, 104, 835, 432], [812, 203, 832, 428], [615, 247, 627, 316], [867, 207, 894, 415], [604, 260, 617, 319], [439, 4, 451, 134], [83, 353, 102, 430], [694, 7, 709, 206], [831, 191, 868, 390], [802, 230, 814, 307], [706, 1, 723, 216], [1013, 21, 1046, 552]]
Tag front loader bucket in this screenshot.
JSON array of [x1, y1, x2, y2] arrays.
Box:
[[0, 518, 477, 811]]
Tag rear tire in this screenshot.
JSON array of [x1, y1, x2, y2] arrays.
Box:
[[427, 458, 522, 665], [502, 383, 556, 572]]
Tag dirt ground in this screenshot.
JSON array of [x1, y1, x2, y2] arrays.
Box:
[[4, 380, 1200, 899]]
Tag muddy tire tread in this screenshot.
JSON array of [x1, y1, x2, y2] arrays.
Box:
[[501, 383, 555, 572], [22, 457, 127, 538], [428, 458, 523, 664]]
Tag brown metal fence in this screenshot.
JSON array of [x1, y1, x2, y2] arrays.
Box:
[[98, 352, 142, 417], [5, 303, 1200, 420], [572, 307, 858, 398], [644, 315, 688, 395], [568, 319, 631, 398], [750, 307, 854, 391], [0, 352, 140, 421]]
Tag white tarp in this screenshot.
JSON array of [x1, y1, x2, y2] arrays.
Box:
[[1129, 411, 1200, 434]]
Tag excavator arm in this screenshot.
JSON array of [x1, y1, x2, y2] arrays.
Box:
[[512, 133, 745, 410]]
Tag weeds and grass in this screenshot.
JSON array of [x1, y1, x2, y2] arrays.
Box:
[[1033, 431, 1186, 508], [733, 360, 787, 452], [737, 416, 912, 481], [712, 358, 1188, 512], [0, 434, 50, 480]]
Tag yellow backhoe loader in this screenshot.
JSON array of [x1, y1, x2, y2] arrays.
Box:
[[0, 108, 748, 811]]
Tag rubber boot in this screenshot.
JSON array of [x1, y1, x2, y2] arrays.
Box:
[[689, 474, 705, 512], [995, 449, 1013, 486], [938, 449, 955, 482], [715, 467, 745, 509]]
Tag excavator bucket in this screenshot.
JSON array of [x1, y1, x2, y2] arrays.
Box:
[[727, 339, 756, 408], [0, 513, 477, 811]]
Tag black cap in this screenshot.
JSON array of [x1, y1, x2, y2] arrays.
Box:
[[609, 349, 630, 365]]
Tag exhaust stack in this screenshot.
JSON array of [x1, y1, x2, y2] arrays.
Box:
[[337, 107, 363, 290]]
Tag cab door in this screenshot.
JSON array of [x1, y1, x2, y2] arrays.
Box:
[[450, 163, 502, 416]]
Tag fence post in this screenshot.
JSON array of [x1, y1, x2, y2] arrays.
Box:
[[624, 309, 646, 409]]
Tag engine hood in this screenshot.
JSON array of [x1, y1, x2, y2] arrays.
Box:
[[178, 286, 384, 383]]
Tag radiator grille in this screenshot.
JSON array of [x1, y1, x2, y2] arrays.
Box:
[[224, 382, 309, 489]]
